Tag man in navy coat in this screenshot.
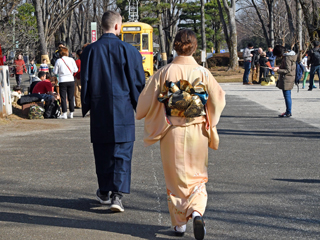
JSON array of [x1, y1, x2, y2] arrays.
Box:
[[266, 46, 276, 75], [81, 11, 145, 212]]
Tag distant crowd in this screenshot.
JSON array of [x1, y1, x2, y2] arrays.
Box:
[[11, 41, 89, 119], [242, 41, 320, 118]]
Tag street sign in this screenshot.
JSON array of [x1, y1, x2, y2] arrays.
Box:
[[91, 22, 97, 43]]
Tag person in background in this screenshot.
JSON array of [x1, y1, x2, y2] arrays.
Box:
[[74, 49, 82, 109], [301, 54, 314, 89], [259, 52, 269, 83], [27, 59, 37, 85], [14, 54, 27, 86], [272, 45, 296, 118], [251, 48, 261, 84], [39, 58, 49, 72], [136, 29, 226, 239], [266, 46, 276, 75], [81, 11, 145, 213], [54, 46, 78, 119], [243, 43, 254, 85], [307, 41, 320, 91]]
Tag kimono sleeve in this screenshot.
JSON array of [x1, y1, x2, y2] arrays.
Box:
[[205, 70, 226, 150]]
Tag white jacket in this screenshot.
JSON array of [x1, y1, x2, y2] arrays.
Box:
[[301, 56, 310, 72], [53, 56, 78, 83]]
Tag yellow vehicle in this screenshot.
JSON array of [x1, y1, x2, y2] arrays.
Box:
[[121, 22, 153, 78]]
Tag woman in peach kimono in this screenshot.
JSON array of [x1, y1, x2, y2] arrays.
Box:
[[136, 29, 225, 240]]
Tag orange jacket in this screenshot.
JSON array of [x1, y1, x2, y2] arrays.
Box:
[[14, 59, 27, 75]]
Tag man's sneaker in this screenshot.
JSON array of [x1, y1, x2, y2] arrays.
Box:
[[110, 195, 124, 212], [96, 189, 111, 204], [193, 216, 206, 240]]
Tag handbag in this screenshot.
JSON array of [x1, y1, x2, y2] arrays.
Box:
[[61, 58, 72, 74]]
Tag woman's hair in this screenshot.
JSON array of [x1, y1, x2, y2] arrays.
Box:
[[273, 45, 286, 57], [173, 29, 198, 56], [59, 46, 69, 57], [76, 49, 82, 58], [82, 43, 90, 50], [46, 72, 51, 79]]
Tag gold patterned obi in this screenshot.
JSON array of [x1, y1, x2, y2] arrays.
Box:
[[158, 79, 208, 118]]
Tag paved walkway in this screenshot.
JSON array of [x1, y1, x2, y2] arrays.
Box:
[[0, 80, 319, 239]]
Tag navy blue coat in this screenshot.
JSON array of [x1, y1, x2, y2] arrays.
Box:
[[81, 33, 145, 143]]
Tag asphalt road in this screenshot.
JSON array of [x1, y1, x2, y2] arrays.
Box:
[[0, 76, 319, 239]]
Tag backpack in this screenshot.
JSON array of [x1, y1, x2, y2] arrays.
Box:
[[44, 100, 61, 118], [310, 48, 320, 66], [28, 105, 45, 119], [295, 61, 304, 92]]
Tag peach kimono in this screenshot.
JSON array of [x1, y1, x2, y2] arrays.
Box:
[[136, 56, 226, 226]]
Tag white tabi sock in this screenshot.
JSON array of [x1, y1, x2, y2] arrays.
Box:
[[192, 211, 201, 220], [174, 224, 186, 233]]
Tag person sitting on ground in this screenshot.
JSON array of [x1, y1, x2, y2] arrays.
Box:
[[29, 72, 43, 94], [259, 51, 269, 83], [39, 58, 49, 72], [32, 71, 57, 103]]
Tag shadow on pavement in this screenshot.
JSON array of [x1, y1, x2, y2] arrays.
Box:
[[273, 179, 320, 183]]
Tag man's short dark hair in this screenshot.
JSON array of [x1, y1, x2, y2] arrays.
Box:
[[248, 43, 253, 48], [268, 46, 273, 49], [38, 71, 46, 78], [314, 41, 320, 47], [58, 41, 66, 47], [101, 11, 121, 31]]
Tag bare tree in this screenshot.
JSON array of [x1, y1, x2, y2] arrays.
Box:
[[217, 0, 238, 70], [32, 0, 83, 56]]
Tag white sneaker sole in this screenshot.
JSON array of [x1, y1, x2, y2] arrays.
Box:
[[96, 196, 111, 205], [110, 204, 124, 212]]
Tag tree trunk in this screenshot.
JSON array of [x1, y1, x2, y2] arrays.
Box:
[[221, 0, 238, 70], [251, 0, 270, 46], [296, 0, 303, 52], [299, 0, 319, 42], [33, 0, 48, 55], [201, 0, 206, 66], [284, 0, 295, 43], [158, 0, 167, 65], [268, 0, 275, 48]]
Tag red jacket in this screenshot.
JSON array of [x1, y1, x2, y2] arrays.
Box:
[[14, 59, 27, 75], [74, 59, 81, 79]]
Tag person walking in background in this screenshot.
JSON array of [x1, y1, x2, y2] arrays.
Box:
[[136, 29, 226, 240], [301, 54, 313, 89], [266, 46, 276, 75], [53, 46, 78, 119], [81, 11, 145, 212], [74, 50, 82, 109], [259, 52, 269, 83], [39, 58, 49, 72], [27, 59, 37, 85], [251, 48, 261, 84], [243, 43, 254, 85], [14, 54, 27, 87], [307, 41, 320, 91], [272, 45, 296, 118]]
